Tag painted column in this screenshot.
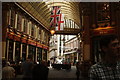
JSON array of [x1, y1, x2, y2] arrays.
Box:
[[13, 41, 16, 61], [20, 44, 22, 60], [26, 44, 29, 58], [81, 3, 91, 61], [35, 47, 37, 62], [42, 49, 44, 60], [6, 40, 9, 60]]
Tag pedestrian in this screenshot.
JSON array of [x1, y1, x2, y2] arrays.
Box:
[[2, 60, 15, 80], [89, 34, 120, 80], [80, 60, 91, 80], [21, 55, 34, 80], [47, 60, 50, 67], [76, 62, 80, 80], [32, 60, 49, 80]]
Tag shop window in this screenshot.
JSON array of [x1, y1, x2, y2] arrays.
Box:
[[37, 48, 42, 62], [43, 49, 47, 61], [8, 40, 14, 61], [22, 44, 27, 61], [29, 45, 36, 61], [92, 36, 102, 63], [15, 42, 20, 63]]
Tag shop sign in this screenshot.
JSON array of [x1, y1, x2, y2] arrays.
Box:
[[42, 45, 49, 50], [14, 35, 21, 41], [28, 39, 36, 46], [91, 28, 115, 36], [21, 38, 27, 43], [27, 39, 31, 44], [37, 42, 42, 48], [31, 41, 36, 46], [7, 32, 14, 39]]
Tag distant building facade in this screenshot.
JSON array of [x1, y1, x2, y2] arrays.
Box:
[[2, 3, 49, 62]]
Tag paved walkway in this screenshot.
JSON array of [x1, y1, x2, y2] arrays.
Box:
[[16, 66, 85, 80], [48, 66, 76, 80]]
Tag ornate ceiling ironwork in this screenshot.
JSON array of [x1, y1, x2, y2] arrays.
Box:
[[16, 2, 81, 34]]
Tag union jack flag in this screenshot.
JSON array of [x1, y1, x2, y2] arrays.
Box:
[[50, 6, 64, 31]]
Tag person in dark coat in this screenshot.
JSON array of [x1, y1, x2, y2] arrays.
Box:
[[76, 62, 80, 80], [32, 60, 49, 80], [21, 55, 34, 80]]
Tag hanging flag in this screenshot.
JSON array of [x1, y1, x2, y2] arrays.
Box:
[[57, 13, 64, 30], [50, 6, 60, 28], [50, 6, 64, 31]]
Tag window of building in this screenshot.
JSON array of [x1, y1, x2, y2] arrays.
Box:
[[23, 18, 28, 33], [28, 21, 31, 35], [44, 33, 47, 45], [17, 13, 22, 31], [10, 9, 15, 28], [41, 30, 44, 43], [31, 23, 34, 36], [96, 3, 110, 24], [34, 25, 36, 38], [39, 28, 41, 40]]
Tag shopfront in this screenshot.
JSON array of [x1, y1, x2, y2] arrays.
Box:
[[91, 27, 116, 63], [29, 45, 36, 61], [7, 39, 14, 61], [6, 28, 49, 62], [42, 45, 48, 61], [37, 47, 42, 62], [15, 41, 21, 63], [42, 49, 47, 61], [22, 44, 27, 61]]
